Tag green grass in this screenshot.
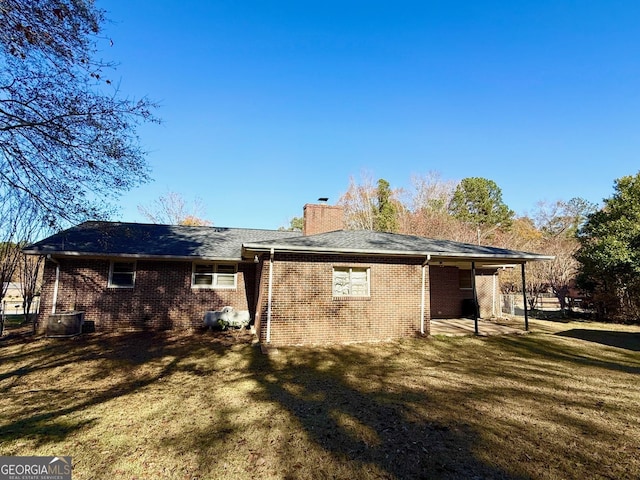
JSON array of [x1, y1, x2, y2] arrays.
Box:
[[1, 314, 29, 327], [1, 320, 639, 479]]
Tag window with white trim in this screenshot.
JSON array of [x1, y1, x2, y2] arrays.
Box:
[[333, 267, 370, 297], [192, 262, 237, 289], [109, 261, 136, 288]]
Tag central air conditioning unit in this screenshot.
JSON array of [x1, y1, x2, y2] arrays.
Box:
[[46, 311, 85, 338]]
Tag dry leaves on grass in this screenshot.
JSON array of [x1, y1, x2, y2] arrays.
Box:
[[1, 321, 639, 479]]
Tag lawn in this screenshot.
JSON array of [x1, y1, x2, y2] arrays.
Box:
[[1, 319, 639, 480]]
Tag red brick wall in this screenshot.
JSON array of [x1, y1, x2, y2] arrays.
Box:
[[36, 256, 498, 340], [430, 266, 468, 318], [37, 258, 254, 332], [303, 204, 345, 235], [255, 253, 431, 346]]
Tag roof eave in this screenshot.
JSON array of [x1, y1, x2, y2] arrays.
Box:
[[24, 250, 244, 262], [242, 243, 554, 263]]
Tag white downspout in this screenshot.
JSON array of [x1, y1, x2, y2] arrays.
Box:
[[48, 255, 60, 315], [420, 254, 431, 335], [266, 248, 274, 343]]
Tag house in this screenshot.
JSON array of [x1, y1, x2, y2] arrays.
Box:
[[2, 282, 24, 314], [23, 203, 551, 346]]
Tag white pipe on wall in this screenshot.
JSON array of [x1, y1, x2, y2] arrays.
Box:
[[420, 254, 430, 335], [48, 255, 60, 315], [266, 248, 274, 343]]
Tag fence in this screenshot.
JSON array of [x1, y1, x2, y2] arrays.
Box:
[[499, 293, 591, 319], [499, 293, 563, 316], [0, 297, 41, 316]]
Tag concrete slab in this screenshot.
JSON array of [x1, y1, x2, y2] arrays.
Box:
[[260, 344, 280, 355], [431, 318, 525, 337]]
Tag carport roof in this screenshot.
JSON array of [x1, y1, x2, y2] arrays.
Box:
[[243, 229, 553, 263]]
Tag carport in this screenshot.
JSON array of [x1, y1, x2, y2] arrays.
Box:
[[432, 259, 539, 336]]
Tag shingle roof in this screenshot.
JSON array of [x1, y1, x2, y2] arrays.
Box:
[[24, 222, 552, 263], [243, 229, 552, 262], [23, 221, 300, 260]]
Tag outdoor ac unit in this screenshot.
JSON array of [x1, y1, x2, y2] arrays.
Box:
[[46, 311, 85, 338]]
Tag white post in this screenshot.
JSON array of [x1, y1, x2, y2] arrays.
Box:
[[52, 262, 60, 314], [420, 254, 430, 335]]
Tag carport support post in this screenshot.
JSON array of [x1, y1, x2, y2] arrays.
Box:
[[471, 261, 479, 335], [521, 263, 529, 331]]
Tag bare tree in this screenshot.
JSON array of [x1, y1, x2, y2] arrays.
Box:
[[533, 198, 596, 236], [0, 192, 42, 334], [404, 171, 457, 214], [529, 199, 591, 313], [398, 207, 477, 243], [18, 251, 43, 333], [0, 242, 21, 335], [337, 173, 377, 230], [1, 0, 158, 226], [540, 237, 579, 312], [396, 172, 479, 242], [138, 191, 212, 226], [524, 260, 547, 310]]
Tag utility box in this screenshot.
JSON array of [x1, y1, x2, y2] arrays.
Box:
[[461, 299, 477, 318], [46, 311, 85, 337]]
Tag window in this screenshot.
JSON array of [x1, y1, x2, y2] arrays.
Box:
[[192, 263, 237, 289], [109, 261, 136, 288], [333, 267, 370, 297], [459, 269, 472, 289]]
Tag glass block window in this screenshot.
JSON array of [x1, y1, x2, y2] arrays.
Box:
[[333, 267, 370, 297]]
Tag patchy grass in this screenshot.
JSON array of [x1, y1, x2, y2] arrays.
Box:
[[1, 314, 30, 327], [1, 320, 639, 480]]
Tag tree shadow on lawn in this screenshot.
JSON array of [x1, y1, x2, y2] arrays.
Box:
[[555, 329, 640, 352], [0, 330, 247, 449], [247, 345, 525, 480], [490, 333, 640, 375]]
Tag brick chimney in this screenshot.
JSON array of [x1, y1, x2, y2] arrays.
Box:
[[303, 200, 345, 235]]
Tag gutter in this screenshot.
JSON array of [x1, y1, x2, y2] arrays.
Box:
[[420, 254, 430, 335], [266, 248, 274, 344], [22, 250, 244, 263], [243, 243, 554, 263]]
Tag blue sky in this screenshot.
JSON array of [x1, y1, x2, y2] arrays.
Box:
[[99, 1, 640, 229]]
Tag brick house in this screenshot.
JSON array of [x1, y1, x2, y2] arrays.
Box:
[[24, 203, 550, 346]]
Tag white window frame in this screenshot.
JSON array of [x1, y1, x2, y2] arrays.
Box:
[[192, 262, 238, 289], [108, 260, 136, 288], [332, 266, 370, 297]]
